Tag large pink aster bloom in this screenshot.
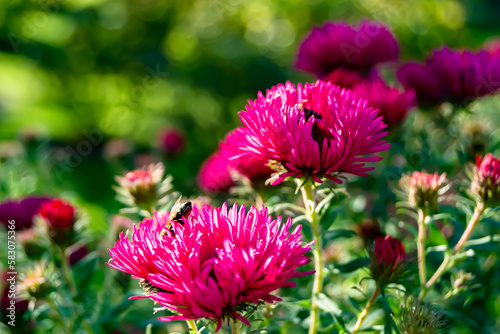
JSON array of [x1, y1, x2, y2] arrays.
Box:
[[197, 151, 235, 194], [235, 80, 390, 185], [296, 20, 399, 78], [220, 129, 274, 185], [108, 204, 313, 331], [398, 47, 500, 107], [352, 80, 415, 125]]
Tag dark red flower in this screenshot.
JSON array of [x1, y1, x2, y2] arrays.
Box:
[[0, 196, 52, 230], [370, 236, 407, 285], [39, 199, 75, 230], [374, 236, 405, 269]]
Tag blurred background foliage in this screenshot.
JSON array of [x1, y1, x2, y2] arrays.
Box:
[[1, 0, 500, 232]]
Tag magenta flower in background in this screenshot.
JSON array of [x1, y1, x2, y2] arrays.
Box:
[[398, 47, 500, 107], [352, 80, 415, 125], [323, 67, 379, 89], [0, 196, 52, 230], [197, 151, 235, 193], [236, 80, 390, 185], [296, 20, 399, 79], [220, 129, 274, 185], [107, 204, 313, 331], [484, 38, 500, 59], [157, 127, 185, 157]]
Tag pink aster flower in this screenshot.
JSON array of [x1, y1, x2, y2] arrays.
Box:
[[107, 204, 313, 331], [296, 20, 399, 78], [220, 129, 274, 185], [471, 153, 500, 204], [398, 47, 500, 107], [236, 80, 390, 185], [197, 151, 235, 193], [352, 80, 415, 125]]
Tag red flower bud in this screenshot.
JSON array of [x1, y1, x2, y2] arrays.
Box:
[[370, 236, 406, 285], [39, 199, 75, 230], [374, 236, 406, 269], [38, 199, 76, 246], [471, 153, 500, 204], [157, 127, 185, 157]]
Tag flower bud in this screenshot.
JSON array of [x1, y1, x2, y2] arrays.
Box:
[[370, 236, 406, 285], [397, 297, 446, 334], [115, 163, 172, 212], [19, 262, 53, 300], [471, 153, 500, 205], [18, 228, 46, 259], [38, 199, 76, 246], [399, 171, 449, 211], [157, 127, 185, 157]]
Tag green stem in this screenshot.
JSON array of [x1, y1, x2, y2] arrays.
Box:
[[417, 209, 427, 287], [301, 180, 323, 334], [59, 247, 77, 297], [425, 202, 485, 290], [232, 320, 240, 334], [187, 319, 199, 334], [47, 298, 71, 334], [351, 284, 380, 334], [453, 201, 485, 254]]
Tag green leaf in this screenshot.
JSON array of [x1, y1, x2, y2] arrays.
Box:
[[316, 293, 341, 314], [334, 258, 370, 273], [324, 229, 357, 241]]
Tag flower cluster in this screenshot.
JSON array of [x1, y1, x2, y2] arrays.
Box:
[[398, 47, 500, 107], [399, 171, 449, 211], [471, 153, 500, 205], [107, 203, 313, 331], [234, 80, 390, 184], [296, 20, 399, 84]]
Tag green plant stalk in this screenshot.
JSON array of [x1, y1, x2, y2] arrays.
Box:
[[351, 284, 380, 334], [59, 246, 77, 297], [47, 298, 71, 334], [417, 209, 427, 287], [300, 180, 322, 334], [232, 320, 240, 334], [187, 319, 200, 334], [425, 201, 485, 289]]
